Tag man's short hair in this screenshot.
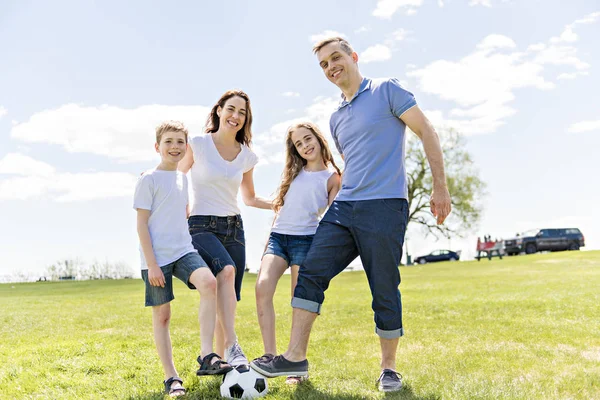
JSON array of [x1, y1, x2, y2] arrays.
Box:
[[155, 120, 189, 144], [312, 37, 354, 55]]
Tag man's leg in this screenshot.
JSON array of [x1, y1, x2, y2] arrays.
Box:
[[352, 199, 408, 391], [251, 201, 358, 377]]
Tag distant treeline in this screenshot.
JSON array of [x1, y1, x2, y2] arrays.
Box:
[[44, 259, 135, 281]]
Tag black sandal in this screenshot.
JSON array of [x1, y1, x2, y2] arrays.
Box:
[[196, 352, 234, 376], [163, 376, 186, 397]]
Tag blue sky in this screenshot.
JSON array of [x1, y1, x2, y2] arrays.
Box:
[[1, 0, 599, 279]]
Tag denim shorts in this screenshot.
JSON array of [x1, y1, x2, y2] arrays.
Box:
[[141, 251, 208, 307], [263, 232, 314, 267], [292, 199, 409, 339], [188, 215, 246, 301]]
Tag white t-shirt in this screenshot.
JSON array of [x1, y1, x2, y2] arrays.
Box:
[[189, 134, 259, 216], [133, 169, 197, 270], [272, 168, 334, 235]]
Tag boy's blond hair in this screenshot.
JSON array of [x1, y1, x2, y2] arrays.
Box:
[[155, 120, 189, 144], [312, 36, 354, 55]]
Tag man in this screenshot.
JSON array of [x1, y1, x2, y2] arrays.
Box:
[[251, 37, 452, 392]]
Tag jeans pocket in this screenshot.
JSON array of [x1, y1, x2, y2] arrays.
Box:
[[234, 226, 245, 246], [381, 199, 407, 214]]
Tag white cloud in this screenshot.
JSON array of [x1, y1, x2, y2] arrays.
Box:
[[469, 0, 492, 6], [372, 0, 423, 19], [405, 8, 418, 15], [550, 11, 600, 44], [0, 153, 137, 202], [407, 14, 595, 136], [438, 0, 444, 7], [281, 92, 300, 97], [309, 30, 346, 44], [390, 29, 410, 42], [476, 34, 516, 51], [567, 120, 600, 134], [0, 153, 56, 177], [573, 11, 600, 25], [355, 26, 370, 34], [360, 44, 392, 64], [0, 107, 6, 119], [10, 104, 209, 162], [557, 71, 589, 80]]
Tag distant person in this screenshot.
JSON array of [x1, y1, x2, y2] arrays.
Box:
[[251, 37, 452, 393], [134, 121, 232, 397], [254, 122, 341, 384], [179, 90, 272, 366]]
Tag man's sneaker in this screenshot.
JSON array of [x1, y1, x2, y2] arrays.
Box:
[[250, 355, 308, 378], [377, 369, 403, 392], [224, 341, 248, 366]]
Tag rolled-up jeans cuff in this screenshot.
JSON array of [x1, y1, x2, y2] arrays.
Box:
[[376, 327, 404, 339], [291, 297, 322, 314]]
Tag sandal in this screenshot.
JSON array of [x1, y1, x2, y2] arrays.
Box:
[[164, 376, 186, 397], [196, 352, 234, 376]]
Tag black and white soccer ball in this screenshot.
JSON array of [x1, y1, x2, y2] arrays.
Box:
[[220, 364, 268, 399]]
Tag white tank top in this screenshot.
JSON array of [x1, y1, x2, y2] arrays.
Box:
[[272, 168, 334, 235]]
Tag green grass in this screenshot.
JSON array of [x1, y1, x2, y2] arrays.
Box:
[[2, 251, 599, 399]]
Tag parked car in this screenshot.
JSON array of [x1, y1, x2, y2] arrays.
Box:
[[414, 250, 461, 264], [504, 228, 585, 255]]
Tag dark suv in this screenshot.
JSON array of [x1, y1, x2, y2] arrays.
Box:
[[504, 228, 585, 255]]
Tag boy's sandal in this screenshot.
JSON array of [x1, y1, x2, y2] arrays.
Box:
[[196, 352, 234, 376], [164, 376, 186, 397]]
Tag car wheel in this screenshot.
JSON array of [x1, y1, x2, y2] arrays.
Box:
[[569, 242, 580, 251], [419, 259, 427, 264], [525, 243, 536, 254], [449, 257, 457, 262]]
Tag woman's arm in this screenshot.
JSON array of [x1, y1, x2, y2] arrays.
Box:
[[178, 143, 195, 174], [240, 168, 272, 210]]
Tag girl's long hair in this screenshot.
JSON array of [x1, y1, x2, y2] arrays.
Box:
[[205, 90, 253, 146], [272, 122, 341, 213]]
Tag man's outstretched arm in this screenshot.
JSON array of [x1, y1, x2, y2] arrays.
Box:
[[400, 106, 452, 225]]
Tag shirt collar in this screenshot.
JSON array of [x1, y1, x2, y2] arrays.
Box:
[[337, 77, 371, 109]]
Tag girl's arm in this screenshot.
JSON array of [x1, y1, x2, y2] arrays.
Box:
[[327, 172, 342, 206], [241, 168, 272, 210], [178, 143, 194, 174], [136, 209, 165, 287]]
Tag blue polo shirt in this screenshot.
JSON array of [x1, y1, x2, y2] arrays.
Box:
[[330, 77, 416, 201]]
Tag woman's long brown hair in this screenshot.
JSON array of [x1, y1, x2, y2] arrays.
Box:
[[272, 122, 341, 213], [205, 90, 253, 146]]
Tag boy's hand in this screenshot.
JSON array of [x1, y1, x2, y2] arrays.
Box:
[[148, 265, 165, 287]]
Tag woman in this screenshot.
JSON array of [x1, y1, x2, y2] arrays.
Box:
[[179, 90, 271, 365]]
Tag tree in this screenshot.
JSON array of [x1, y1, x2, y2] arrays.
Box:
[[406, 128, 486, 238]]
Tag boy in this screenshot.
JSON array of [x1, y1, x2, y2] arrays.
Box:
[[134, 121, 233, 397]]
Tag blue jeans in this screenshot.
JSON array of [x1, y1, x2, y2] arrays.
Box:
[[292, 199, 409, 339], [141, 251, 208, 307], [263, 232, 315, 267], [188, 215, 246, 301]]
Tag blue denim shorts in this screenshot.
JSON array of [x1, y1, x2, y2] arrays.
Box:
[[292, 199, 409, 339], [141, 251, 208, 307], [188, 215, 246, 301], [263, 232, 315, 267]]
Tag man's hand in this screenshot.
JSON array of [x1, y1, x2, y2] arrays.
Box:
[[430, 186, 452, 225], [148, 265, 165, 287]]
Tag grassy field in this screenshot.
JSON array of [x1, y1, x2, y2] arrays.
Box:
[[1, 250, 599, 399]]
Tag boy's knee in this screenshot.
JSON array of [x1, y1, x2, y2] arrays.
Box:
[[255, 279, 271, 301], [153, 304, 171, 326], [192, 268, 217, 293]]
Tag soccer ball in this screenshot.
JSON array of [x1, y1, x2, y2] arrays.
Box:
[[220, 364, 268, 399]]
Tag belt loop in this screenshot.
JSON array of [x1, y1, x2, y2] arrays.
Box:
[[210, 216, 217, 228]]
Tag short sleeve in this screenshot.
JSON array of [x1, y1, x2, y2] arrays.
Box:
[[387, 78, 417, 117], [190, 135, 204, 160], [244, 148, 259, 173], [133, 174, 153, 210], [329, 117, 342, 155]]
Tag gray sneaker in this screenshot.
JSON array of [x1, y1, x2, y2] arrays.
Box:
[[224, 341, 248, 366], [377, 369, 403, 392], [250, 355, 308, 378]]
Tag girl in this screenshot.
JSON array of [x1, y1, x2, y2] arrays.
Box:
[[254, 122, 341, 384], [179, 90, 271, 367]]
